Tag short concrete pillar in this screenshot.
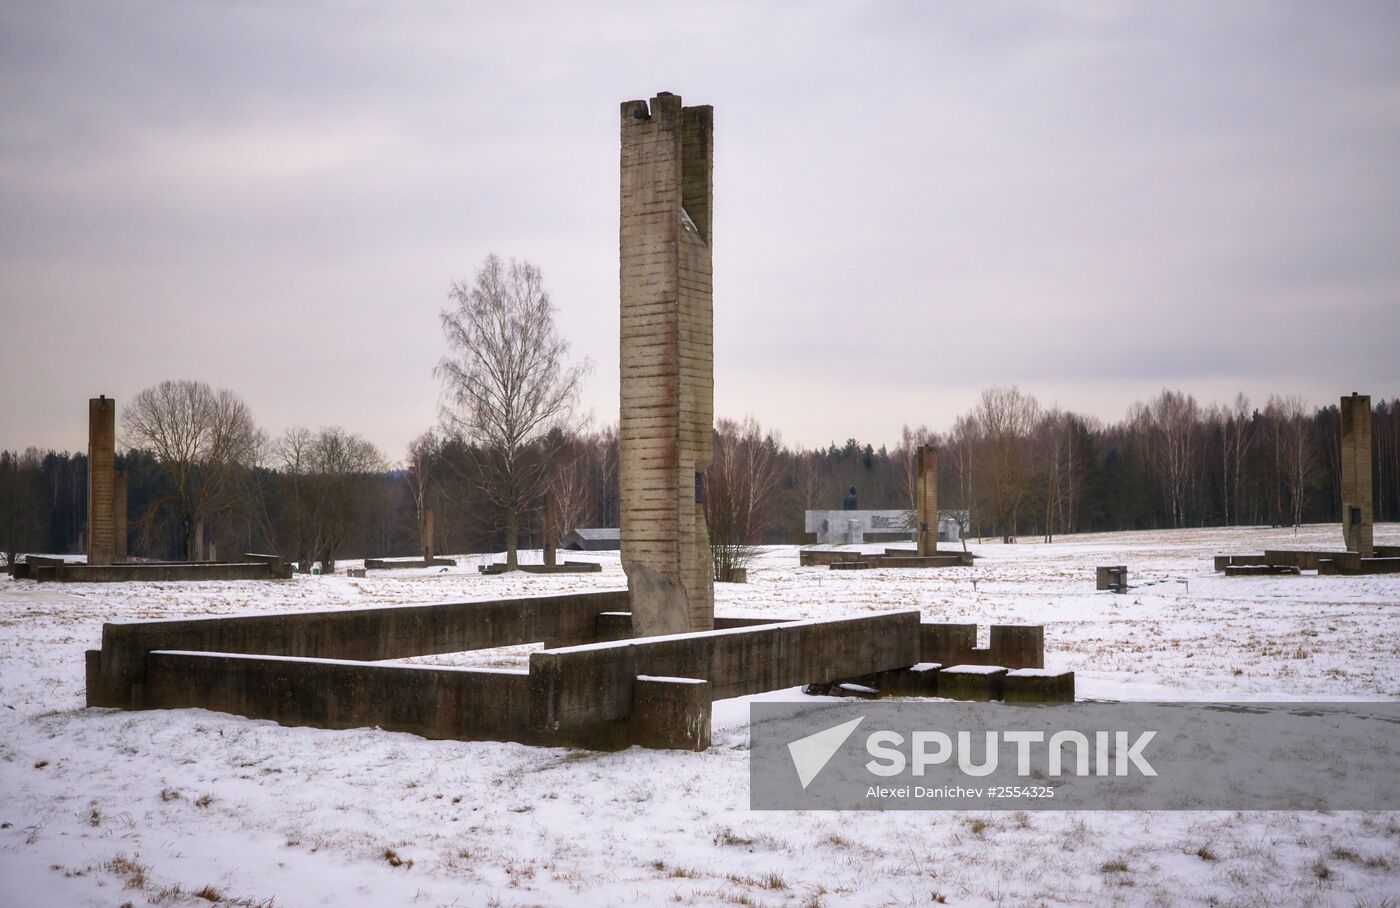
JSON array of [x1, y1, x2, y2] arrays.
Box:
[[937, 665, 1007, 701], [625, 676, 710, 751], [989, 625, 1045, 669], [919, 623, 976, 665], [1003, 669, 1075, 703], [874, 662, 942, 696]]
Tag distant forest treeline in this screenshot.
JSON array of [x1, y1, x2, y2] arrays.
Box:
[[2, 387, 1398, 568]]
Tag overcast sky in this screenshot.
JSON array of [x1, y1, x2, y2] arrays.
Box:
[[2, 1, 1398, 459]]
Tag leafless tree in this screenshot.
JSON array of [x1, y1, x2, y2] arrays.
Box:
[[791, 448, 832, 514], [122, 379, 261, 558], [1129, 389, 1200, 528], [972, 386, 1041, 542], [436, 255, 590, 568], [706, 418, 784, 580], [278, 427, 385, 573], [948, 414, 979, 540], [549, 432, 595, 544], [1266, 395, 1314, 531], [405, 429, 443, 552]]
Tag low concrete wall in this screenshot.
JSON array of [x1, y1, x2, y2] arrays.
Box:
[[144, 651, 557, 744], [799, 549, 971, 568], [479, 562, 602, 575], [530, 611, 922, 729], [90, 589, 630, 708], [917, 622, 1044, 669], [44, 562, 287, 583], [364, 557, 458, 570]]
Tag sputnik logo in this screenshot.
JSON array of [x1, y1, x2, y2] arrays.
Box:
[[787, 716, 865, 790]]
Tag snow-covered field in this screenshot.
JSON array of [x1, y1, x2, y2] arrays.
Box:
[[2, 525, 1398, 907]]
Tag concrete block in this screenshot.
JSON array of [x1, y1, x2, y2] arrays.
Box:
[[873, 662, 941, 696], [625, 676, 710, 751], [989, 625, 1044, 669], [1003, 669, 1075, 703], [937, 665, 1008, 701], [919, 622, 976, 665]]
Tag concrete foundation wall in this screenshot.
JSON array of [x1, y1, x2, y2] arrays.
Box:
[[530, 611, 922, 729], [143, 651, 557, 744], [91, 589, 631, 708]]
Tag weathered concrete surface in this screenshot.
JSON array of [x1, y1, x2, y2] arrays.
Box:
[[916, 622, 1044, 669], [1341, 393, 1374, 557], [88, 589, 630, 708], [1319, 556, 1400, 576], [799, 549, 971, 569], [364, 557, 458, 570], [1225, 565, 1300, 576], [1003, 669, 1075, 703], [937, 665, 1008, 701], [1263, 550, 1360, 571], [1214, 554, 1270, 570], [113, 470, 128, 562], [530, 611, 921, 730], [33, 561, 290, 584], [87, 397, 117, 566], [479, 562, 602, 575], [1095, 565, 1128, 592], [916, 446, 938, 556], [142, 650, 563, 745], [619, 91, 714, 637], [626, 675, 710, 751]]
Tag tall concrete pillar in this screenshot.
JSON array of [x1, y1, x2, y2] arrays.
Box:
[[1340, 393, 1373, 557], [195, 519, 206, 562], [543, 498, 557, 567], [87, 397, 116, 566], [619, 91, 715, 636], [422, 506, 435, 563], [916, 445, 939, 557], [113, 470, 128, 562]]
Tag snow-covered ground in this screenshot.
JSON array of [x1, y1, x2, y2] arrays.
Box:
[[2, 525, 1398, 907]]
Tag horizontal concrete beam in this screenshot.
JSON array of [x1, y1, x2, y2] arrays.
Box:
[[143, 650, 556, 743], [91, 589, 630, 707], [530, 611, 922, 729]]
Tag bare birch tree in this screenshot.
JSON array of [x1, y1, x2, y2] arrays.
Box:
[[1129, 389, 1200, 528], [436, 255, 589, 569]]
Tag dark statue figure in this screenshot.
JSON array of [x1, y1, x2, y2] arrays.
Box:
[[842, 485, 858, 510]]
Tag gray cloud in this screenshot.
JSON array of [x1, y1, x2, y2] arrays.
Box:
[[2, 1, 1397, 457]]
